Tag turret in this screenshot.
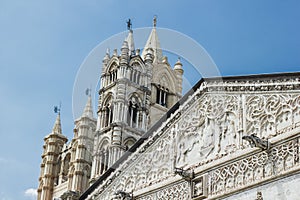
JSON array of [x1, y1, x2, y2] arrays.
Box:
[[100, 48, 110, 87], [127, 29, 135, 56], [173, 58, 184, 96], [68, 94, 96, 193], [37, 113, 68, 200], [120, 40, 129, 65], [144, 47, 154, 89]]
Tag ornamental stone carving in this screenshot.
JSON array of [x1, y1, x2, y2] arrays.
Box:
[[136, 182, 190, 200], [175, 94, 240, 168], [87, 76, 300, 200], [246, 94, 300, 139], [208, 138, 299, 197]]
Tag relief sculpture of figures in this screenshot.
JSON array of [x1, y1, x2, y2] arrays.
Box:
[[175, 94, 239, 167]]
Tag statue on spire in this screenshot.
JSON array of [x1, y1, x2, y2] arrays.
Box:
[[153, 15, 157, 27], [127, 18, 132, 30]]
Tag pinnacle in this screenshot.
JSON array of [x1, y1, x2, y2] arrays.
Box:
[[82, 95, 94, 118], [126, 29, 135, 56], [142, 18, 163, 63], [52, 113, 62, 134]]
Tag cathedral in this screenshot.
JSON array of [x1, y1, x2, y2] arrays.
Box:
[[38, 18, 300, 200]]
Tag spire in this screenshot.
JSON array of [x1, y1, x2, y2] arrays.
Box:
[[82, 95, 94, 118], [52, 113, 62, 134], [142, 16, 163, 63], [126, 30, 135, 56], [125, 19, 135, 56], [103, 48, 110, 61], [82, 88, 94, 118]]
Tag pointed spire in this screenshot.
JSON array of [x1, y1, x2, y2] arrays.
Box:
[[52, 113, 62, 134], [113, 49, 118, 56], [82, 95, 94, 118], [103, 48, 110, 60], [126, 30, 135, 56], [142, 16, 163, 63], [82, 88, 94, 118]]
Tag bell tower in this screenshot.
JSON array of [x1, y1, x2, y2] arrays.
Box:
[[91, 22, 155, 180], [90, 17, 184, 180]]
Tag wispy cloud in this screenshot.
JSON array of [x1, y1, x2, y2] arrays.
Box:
[[24, 188, 37, 200]]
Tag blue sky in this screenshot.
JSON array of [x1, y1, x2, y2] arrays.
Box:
[[0, 0, 300, 199]]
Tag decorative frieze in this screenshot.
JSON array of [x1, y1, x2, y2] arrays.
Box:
[[208, 137, 299, 198], [136, 182, 190, 200], [245, 94, 300, 139]]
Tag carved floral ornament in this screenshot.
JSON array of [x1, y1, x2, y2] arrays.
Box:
[[88, 77, 300, 200]]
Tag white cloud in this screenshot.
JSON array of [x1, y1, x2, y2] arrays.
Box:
[[24, 188, 37, 199]]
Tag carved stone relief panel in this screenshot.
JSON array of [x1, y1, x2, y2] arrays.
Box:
[[208, 138, 299, 197], [136, 181, 190, 200], [93, 128, 176, 199], [175, 94, 240, 168], [245, 94, 300, 139]]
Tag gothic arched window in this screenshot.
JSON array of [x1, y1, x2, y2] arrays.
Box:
[[55, 156, 61, 185], [62, 153, 70, 182], [101, 95, 113, 128], [127, 96, 140, 128], [156, 85, 168, 107], [96, 140, 110, 176], [130, 63, 142, 85], [106, 63, 118, 85]]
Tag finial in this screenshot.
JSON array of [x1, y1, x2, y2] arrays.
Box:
[[127, 18, 132, 30], [113, 49, 118, 56], [54, 102, 61, 114], [52, 103, 62, 134], [153, 15, 157, 27], [85, 88, 92, 97], [83, 88, 94, 118]]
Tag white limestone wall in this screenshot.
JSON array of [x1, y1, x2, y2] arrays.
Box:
[[224, 173, 300, 200]]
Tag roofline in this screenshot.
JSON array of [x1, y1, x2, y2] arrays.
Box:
[[204, 71, 300, 81], [79, 71, 300, 200]]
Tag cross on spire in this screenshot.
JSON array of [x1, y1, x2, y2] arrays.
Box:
[[153, 15, 157, 27], [127, 18, 132, 30]]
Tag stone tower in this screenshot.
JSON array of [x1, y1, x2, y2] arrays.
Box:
[[37, 113, 68, 200], [37, 17, 184, 199], [66, 95, 96, 194], [90, 17, 184, 180], [38, 96, 96, 200]]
